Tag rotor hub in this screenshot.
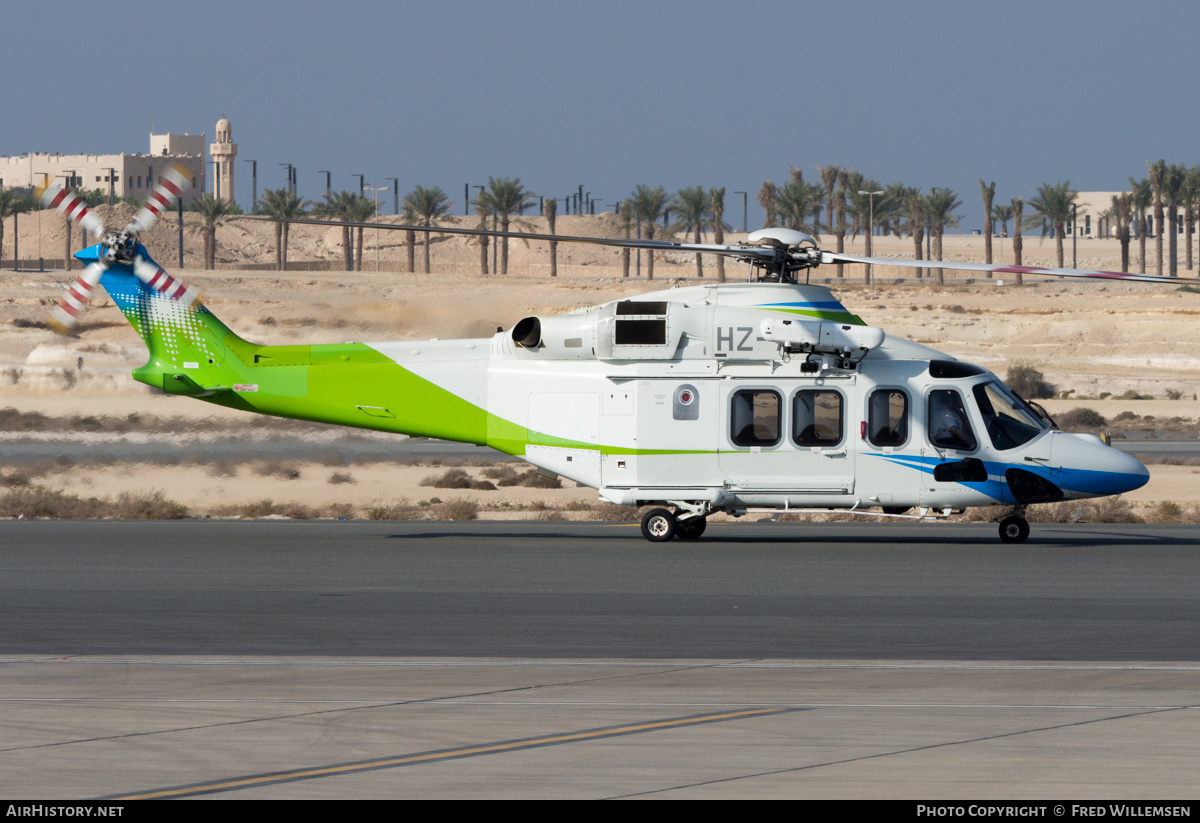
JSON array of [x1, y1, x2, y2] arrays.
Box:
[[100, 229, 138, 265]]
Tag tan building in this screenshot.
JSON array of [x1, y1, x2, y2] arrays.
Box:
[[1069, 191, 1195, 239], [0, 131, 208, 207]]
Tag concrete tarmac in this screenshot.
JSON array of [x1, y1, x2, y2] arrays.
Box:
[[2, 521, 1199, 798]]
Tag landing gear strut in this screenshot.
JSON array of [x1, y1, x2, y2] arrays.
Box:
[[998, 515, 1030, 544]]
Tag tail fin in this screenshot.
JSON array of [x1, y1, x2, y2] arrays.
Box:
[[91, 246, 247, 399]]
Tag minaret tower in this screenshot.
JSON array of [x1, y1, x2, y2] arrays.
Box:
[[209, 115, 237, 203]]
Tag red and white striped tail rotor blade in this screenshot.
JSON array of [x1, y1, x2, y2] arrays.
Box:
[[128, 162, 191, 233], [131, 256, 204, 309], [821, 251, 1181, 285], [47, 261, 108, 335], [35, 177, 105, 238]]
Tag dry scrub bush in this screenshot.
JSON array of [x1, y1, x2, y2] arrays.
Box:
[[252, 459, 302, 480], [326, 502, 355, 519], [0, 486, 188, 519], [438, 498, 479, 521], [328, 472, 355, 485], [365, 500, 424, 520], [421, 468, 472, 489], [111, 491, 190, 520], [531, 509, 565, 521], [1056, 408, 1108, 430]]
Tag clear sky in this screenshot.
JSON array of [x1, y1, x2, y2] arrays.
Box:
[[3, 0, 1197, 233]]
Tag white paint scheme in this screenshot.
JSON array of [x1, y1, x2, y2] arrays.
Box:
[[363, 281, 1149, 541]]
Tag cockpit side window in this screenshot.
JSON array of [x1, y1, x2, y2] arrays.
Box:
[[793, 390, 843, 447], [867, 389, 908, 447], [927, 389, 978, 451], [973, 381, 1046, 450]]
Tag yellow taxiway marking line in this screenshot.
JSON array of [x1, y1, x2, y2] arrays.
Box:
[[112, 706, 792, 799]]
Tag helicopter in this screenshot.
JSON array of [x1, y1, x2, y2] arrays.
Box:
[[38, 178, 1169, 544]]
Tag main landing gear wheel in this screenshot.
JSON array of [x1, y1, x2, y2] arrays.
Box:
[[998, 516, 1030, 544], [676, 516, 707, 540], [641, 508, 678, 542]]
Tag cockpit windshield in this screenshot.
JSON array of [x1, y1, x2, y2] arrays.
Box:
[[972, 381, 1048, 450]]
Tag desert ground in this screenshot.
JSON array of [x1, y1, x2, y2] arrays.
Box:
[[2, 208, 1199, 522]]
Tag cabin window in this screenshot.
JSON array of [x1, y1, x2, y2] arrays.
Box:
[[867, 389, 908, 447], [730, 389, 781, 447], [793, 390, 842, 447], [927, 389, 978, 451]]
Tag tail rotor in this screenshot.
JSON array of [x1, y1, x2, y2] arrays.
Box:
[[39, 162, 204, 335]]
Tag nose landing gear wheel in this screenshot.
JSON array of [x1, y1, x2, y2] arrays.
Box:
[[641, 508, 678, 542], [676, 516, 707, 540], [998, 516, 1030, 544]]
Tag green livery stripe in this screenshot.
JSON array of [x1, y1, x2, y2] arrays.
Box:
[[117, 291, 718, 459], [761, 307, 866, 324]]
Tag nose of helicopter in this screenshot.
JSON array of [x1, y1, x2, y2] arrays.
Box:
[[1052, 432, 1149, 497]]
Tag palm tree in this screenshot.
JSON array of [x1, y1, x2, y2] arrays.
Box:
[[258, 188, 309, 271], [1011, 197, 1024, 282], [1129, 177, 1151, 274], [1183, 166, 1200, 272], [834, 169, 850, 278], [818, 165, 841, 244], [991, 204, 1013, 238], [880, 181, 907, 237], [544, 196, 558, 277], [979, 179, 996, 266], [925, 188, 962, 284], [1111, 193, 1132, 273], [1162, 164, 1186, 277], [403, 185, 453, 274], [774, 171, 823, 235], [711, 186, 727, 282], [1025, 181, 1078, 268], [190, 194, 236, 270], [671, 186, 712, 278], [903, 189, 926, 279], [630, 185, 669, 280], [311, 190, 357, 271], [345, 194, 377, 272], [476, 177, 535, 275], [756, 181, 777, 229], [1148, 159, 1166, 275]]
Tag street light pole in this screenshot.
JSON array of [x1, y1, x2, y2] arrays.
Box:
[[279, 164, 294, 195], [318, 171, 331, 201], [734, 191, 748, 233], [352, 175, 364, 196], [103, 167, 116, 206], [858, 189, 884, 289], [386, 178, 399, 215], [364, 185, 388, 272]]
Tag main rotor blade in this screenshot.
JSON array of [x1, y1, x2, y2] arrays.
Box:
[[47, 261, 108, 335], [240, 216, 782, 262], [823, 251, 1182, 285]]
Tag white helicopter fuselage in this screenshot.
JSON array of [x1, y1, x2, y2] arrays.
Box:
[[374, 281, 1148, 518]]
